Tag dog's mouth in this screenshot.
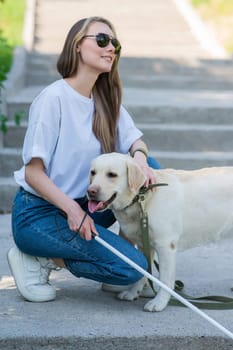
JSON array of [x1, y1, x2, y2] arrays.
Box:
[[88, 192, 117, 213]]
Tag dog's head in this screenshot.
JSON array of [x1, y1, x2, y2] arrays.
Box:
[[87, 153, 146, 212]]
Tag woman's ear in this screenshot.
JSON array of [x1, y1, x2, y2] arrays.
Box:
[[127, 159, 146, 193]]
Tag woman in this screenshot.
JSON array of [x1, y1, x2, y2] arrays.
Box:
[[7, 16, 160, 302]]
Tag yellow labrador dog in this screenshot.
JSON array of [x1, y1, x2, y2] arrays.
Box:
[[87, 152, 233, 312]]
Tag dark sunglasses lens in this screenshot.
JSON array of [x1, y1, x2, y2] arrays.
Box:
[[112, 38, 121, 54], [96, 33, 109, 47], [96, 34, 121, 54]]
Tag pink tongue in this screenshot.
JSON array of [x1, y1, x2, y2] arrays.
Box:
[[88, 200, 104, 213]]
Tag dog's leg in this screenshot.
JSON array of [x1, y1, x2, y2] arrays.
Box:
[[144, 244, 176, 312], [117, 276, 147, 301]]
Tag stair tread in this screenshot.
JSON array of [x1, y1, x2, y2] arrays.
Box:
[[137, 123, 233, 130], [7, 86, 233, 108], [151, 150, 233, 159], [0, 176, 16, 185]]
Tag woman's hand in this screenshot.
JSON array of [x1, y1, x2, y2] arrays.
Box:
[[130, 139, 157, 189], [133, 151, 157, 188], [66, 202, 98, 241]]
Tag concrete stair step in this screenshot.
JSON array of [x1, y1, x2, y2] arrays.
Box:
[[123, 88, 233, 108], [129, 106, 233, 124], [119, 57, 233, 77], [120, 58, 233, 90], [3, 121, 27, 148], [122, 75, 233, 90], [25, 54, 233, 90], [0, 148, 22, 177], [151, 150, 233, 169], [0, 177, 18, 213], [6, 85, 44, 120], [26, 71, 60, 86], [26, 71, 233, 91], [139, 123, 233, 152]]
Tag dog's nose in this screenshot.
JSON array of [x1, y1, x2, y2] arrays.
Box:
[[87, 185, 100, 198]]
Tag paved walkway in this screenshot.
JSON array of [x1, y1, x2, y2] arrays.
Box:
[[1, 0, 233, 348]]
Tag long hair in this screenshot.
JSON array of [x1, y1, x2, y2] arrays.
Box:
[[57, 17, 122, 153]]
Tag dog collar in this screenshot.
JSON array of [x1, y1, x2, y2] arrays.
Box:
[[125, 183, 168, 210]]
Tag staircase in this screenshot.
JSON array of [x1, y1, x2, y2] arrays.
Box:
[[1, 0, 233, 212]]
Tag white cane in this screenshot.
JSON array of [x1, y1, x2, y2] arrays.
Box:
[[93, 233, 233, 340]]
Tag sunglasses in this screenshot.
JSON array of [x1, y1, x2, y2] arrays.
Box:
[[83, 33, 121, 54]]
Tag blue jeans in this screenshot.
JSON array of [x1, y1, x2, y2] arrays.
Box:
[[12, 157, 160, 286]]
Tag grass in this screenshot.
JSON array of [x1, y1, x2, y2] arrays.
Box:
[[191, 0, 233, 53], [0, 0, 26, 132], [0, 0, 26, 83]]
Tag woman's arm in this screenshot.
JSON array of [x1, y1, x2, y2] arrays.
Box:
[[129, 139, 156, 187], [25, 158, 97, 240]]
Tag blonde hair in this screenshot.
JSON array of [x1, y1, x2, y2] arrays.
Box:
[[57, 17, 122, 153]]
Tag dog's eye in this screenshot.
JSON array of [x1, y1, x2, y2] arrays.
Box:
[[90, 170, 96, 176], [107, 172, 118, 178]]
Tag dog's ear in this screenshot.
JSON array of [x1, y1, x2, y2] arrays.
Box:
[[127, 160, 146, 193]]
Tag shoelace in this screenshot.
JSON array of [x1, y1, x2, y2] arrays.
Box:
[[39, 265, 51, 285], [37, 258, 61, 284]]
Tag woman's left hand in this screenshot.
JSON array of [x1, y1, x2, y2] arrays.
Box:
[[133, 152, 157, 188]]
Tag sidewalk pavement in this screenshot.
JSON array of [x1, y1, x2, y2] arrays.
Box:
[[1, 214, 233, 349]]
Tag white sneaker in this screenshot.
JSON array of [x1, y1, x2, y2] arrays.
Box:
[[7, 246, 57, 302]]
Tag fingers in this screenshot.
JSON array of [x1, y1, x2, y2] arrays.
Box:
[[143, 166, 157, 189], [67, 210, 97, 241], [78, 217, 98, 241]]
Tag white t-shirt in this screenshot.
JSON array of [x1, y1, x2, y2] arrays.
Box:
[[14, 79, 143, 199]]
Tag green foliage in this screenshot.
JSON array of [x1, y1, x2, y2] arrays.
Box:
[[14, 111, 25, 126], [0, 0, 26, 46], [0, 0, 25, 84], [0, 31, 13, 83], [0, 0, 25, 134], [191, 0, 233, 15], [0, 114, 8, 133], [191, 0, 233, 53], [0, 112, 23, 133], [192, 0, 210, 7]]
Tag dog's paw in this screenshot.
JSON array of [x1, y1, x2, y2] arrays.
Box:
[[117, 289, 140, 301], [143, 298, 168, 312]]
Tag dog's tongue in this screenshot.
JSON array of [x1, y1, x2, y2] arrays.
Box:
[[88, 200, 104, 213]]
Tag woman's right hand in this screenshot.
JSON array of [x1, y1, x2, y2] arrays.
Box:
[[66, 202, 98, 241]]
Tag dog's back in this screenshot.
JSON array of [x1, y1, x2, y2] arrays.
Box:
[[150, 167, 233, 250]]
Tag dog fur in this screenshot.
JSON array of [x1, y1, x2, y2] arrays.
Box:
[[87, 152, 233, 312]]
